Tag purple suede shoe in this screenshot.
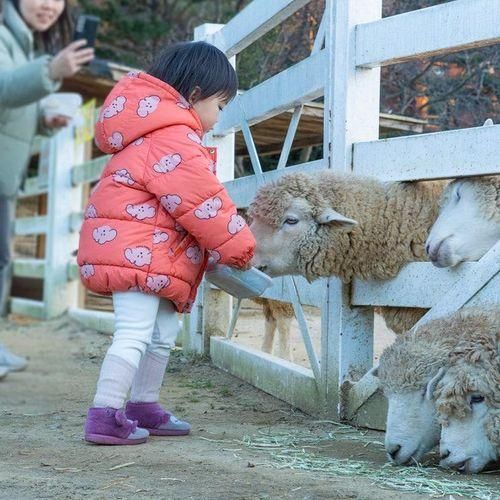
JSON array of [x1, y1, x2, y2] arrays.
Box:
[[125, 401, 191, 436], [84, 407, 149, 445]]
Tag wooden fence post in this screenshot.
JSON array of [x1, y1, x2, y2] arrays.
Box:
[[43, 119, 86, 318], [321, 0, 381, 419], [182, 23, 236, 354]]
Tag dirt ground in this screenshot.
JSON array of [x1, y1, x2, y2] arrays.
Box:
[[0, 315, 498, 500]]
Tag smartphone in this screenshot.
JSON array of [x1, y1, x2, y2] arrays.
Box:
[[73, 14, 100, 48]]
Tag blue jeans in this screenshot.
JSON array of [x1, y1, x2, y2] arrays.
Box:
[[0, 196, 14, 316]]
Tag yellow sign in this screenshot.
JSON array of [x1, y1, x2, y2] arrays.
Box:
[[75, 98, 96, 144]]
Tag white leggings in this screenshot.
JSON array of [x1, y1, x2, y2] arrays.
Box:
[[108, 291, 180, 368]]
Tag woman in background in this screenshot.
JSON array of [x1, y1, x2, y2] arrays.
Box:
[[0, 0, 94, 377]]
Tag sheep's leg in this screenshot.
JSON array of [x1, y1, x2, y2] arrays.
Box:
[[261, 303, 277, 354], [276, 315, 293, 361]]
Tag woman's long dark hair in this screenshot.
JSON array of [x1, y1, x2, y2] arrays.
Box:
[[11, 0, 73, 54]]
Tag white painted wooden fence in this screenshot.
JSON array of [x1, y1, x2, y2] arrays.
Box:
[[13, 126, 87, 320], [12, 0, 499, 427], [187, 0, 500, 425]]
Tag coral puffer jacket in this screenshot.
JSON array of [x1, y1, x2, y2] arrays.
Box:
[[77, 71, 256, 312]]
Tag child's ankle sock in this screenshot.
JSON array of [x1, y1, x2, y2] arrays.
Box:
[[130, 350, 169, 403], [93, 354, 137, 409]]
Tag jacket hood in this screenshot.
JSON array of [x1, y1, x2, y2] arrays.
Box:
[[94, 71, 204, 154]]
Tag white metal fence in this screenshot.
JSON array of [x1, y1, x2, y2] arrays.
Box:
[[12, 0, 499, 427]]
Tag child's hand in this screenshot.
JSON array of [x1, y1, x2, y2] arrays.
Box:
[[234, 262, 252, 271]]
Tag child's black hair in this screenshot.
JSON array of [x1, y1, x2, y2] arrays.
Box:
[[148, 41, 238, 104]]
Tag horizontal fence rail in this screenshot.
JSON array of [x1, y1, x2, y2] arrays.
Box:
[[10, 298, 45, 319], [14, 216, 48, 236], [356, 0, 500, 67], [411, 241, 500, 328], [13, 258, 46, 279], [210, 337, 321, 415], [211, 261, 499, 312], [353, 124, 500, 182], [72, 155, 109, 186], [18, 177, 48, 199], [68, 307, 115, 333], [214, 50, 326, 135], [352, 262, 487, 308], [257, 277, 325, 307], [206, 0, 311, 57], [225, 159, 326, 207]]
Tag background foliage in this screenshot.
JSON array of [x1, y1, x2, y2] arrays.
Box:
[[81, 0, 499, 130]]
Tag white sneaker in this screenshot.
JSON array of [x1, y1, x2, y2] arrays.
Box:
[[0, 366, 8, 380], [0, 345, 27, 371]]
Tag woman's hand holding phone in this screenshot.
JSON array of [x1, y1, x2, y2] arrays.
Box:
[[49, 39, 95, 81]]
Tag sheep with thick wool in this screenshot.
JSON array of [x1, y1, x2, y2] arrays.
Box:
[[435, 322, 499, 474], [377, 308, 499, 469], [426, 119, 499, 268], [426, 174, 500, 268], [248, 170, 444, 333]]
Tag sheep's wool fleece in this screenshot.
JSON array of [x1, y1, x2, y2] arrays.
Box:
[[482, 175, 500, 222], [379, 308, 500, 394], [375, 306, 427, 336], [249, 171, 444, 283], [445, 175, 500, 222], [433, 316, 499, 446]]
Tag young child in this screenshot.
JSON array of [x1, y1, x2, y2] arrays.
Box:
[[77, 41, 256, 445]]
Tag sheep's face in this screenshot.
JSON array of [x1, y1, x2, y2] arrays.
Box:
[[249, 198, 357, 277], [383, 370, 443, 465], [426, 179, 500, 268], [436, 366, 499, 474], [249, 198, 315, 276]]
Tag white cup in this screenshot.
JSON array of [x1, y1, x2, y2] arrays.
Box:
[[41, 92, 83, 120]]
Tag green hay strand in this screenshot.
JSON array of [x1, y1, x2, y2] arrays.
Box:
[[240, 431, 499, 500]]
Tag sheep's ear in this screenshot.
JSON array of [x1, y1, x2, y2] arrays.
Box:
[[316, 208, 358, 229], [425, 367, 445, 401], [483, 118, 494, 126]]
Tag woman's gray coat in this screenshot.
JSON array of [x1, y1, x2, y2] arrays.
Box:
[[0, 0, 60, 198]]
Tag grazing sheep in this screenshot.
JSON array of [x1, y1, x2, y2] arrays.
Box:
[[426, 174, 500, 268], [377, 308, 499, 467], [251, 297, 294, 360], [434, 325, 499, 474], [248, 170, 444, 333]]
